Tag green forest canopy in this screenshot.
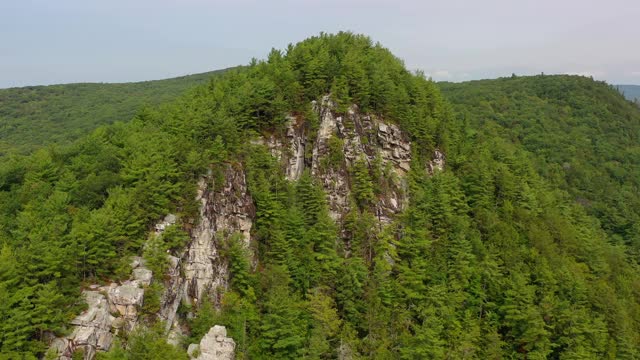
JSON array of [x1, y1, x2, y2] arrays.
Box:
[[0, 32, 639, 359], [440, 75, 640, 255], [0, 68, 231, 156]]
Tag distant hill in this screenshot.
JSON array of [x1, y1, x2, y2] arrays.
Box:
[[615, 84, 640, 102], [439, 75, 640, 252], [0, 68, 232, 155]]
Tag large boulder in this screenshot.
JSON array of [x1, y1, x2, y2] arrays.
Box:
[[188, 325, 235, 360], [107, 283, 144, 322], [48, 235, 158, 359], [50, 290, 115, 360]]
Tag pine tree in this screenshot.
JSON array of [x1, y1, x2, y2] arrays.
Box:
[[306, 288, 342, 359], [252, 267, 308, 359], [330, 76, 351, 113], [351, 158, 375, 209], [224, 232, 254, 296]]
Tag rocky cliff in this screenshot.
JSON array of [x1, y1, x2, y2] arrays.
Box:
[[159, 165, 254, 342], [48, 257, 152, 359], [267, 95, 416, 227], [49, 95, 443, 359]]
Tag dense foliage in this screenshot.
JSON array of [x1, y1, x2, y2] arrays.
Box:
[[0, 69, 229, 156], [440, 76, 640, 256], [1, 33, 639, 359]]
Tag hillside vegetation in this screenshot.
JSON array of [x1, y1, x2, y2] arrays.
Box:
[[440, 75, 640, 256], [1, 33, 639, 359], [0, 69, 229, 156]]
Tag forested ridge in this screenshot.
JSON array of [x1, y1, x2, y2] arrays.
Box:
[[0, 69, 230, 156], [440, 76, 640, 256], [1, 32, 639, 359]]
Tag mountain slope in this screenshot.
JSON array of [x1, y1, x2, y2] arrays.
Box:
[[1, 33, 639, 359], [439, 75, 640, 254], [0, 69, 231, 155]]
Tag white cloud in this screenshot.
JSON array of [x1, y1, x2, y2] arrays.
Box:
[[631, 71, 640, 77]]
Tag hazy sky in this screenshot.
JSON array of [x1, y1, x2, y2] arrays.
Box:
[[2, 0, 639, 88]]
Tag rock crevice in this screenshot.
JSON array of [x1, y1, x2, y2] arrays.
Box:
[[310, 96, 412, 225], [182, 165, 254, 307]]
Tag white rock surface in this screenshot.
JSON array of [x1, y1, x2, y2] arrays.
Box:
[[159, 167, 256, 341], [107, 283, 144, 326], [428, 149, 446, 174], [50, 290, 114, 360], [188, 325, 236, 360], [264, 116, 306, 181], [284, 116, 306, 181], [132, 267, 153, 286], [49, 256, 153, 359]]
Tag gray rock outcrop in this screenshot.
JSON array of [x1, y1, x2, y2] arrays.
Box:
[[106, 257, 151, 331], [428, 149, 445, 174], [188, 325, 236, 360], [182, 165, 254, 307], [107, 283, 143, 327], [155, 213, 177, 233], [310, 96, 411, 226], [49, 291, 114, 360], [48, 258, 151, 359], [157, 164, 255, 342], [158, 254, 184, 334], [263, 115, 307, 181]]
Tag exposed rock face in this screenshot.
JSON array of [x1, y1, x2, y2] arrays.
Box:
[[50, 257, 151, 359], [283, 116, 306, 181], [188, 325, 236, 360], [158, 165, 255, 341], [107, 283, 143, 328], [376, 121, 411, 175], [50, 291, 114, 360], [428, 149, 445, 174], [310, 96, 411, 225], [310, 98, 348, 221], [52, 96, 439, 360], [264, 115, 307, 181], [132, 267, 153, 286], [158, 254, 184, 334], [182, 165, 254, 306], [107, 257, 152, 331], [154, 218, 185, 335]]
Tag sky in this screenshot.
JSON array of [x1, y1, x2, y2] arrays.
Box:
[[1, 0, 639, 88]]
